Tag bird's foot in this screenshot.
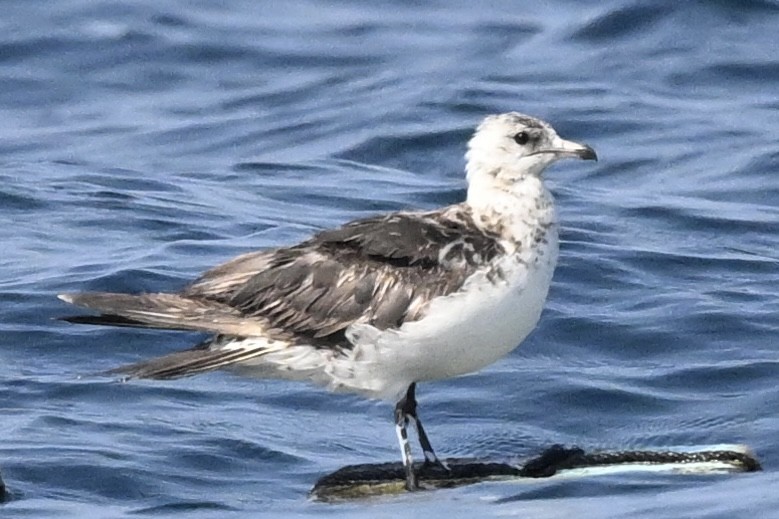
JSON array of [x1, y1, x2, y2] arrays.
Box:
[[421, 453, 450, 474]]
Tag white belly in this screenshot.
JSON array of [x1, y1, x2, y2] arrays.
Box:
[[336, 234, 559, 401]]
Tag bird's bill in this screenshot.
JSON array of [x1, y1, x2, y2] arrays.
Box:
[[533, 137, 598, 161]]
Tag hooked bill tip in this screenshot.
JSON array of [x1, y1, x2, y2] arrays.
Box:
[[577, 144, 598, 161]]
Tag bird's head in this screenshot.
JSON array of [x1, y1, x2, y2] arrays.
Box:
[[465, 112, 596, 189]]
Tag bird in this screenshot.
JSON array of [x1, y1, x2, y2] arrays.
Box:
[[59, 112, 597, 490]]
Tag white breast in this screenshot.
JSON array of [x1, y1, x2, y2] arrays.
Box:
[[336, 224, 559, 401]]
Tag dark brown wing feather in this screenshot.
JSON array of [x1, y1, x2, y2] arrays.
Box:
[[182, 208, 504, 341], [58, 292, 269, 335]]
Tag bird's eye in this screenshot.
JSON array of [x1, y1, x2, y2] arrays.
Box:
[[513, 131, 529, 145]]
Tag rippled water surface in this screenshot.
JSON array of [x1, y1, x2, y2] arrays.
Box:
[[2, 1, 779, 517]]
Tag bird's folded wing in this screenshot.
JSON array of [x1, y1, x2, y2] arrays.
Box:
[[60, 209, 505, 341], [185, 209, 505, 337], [58, 292, 269, 335]]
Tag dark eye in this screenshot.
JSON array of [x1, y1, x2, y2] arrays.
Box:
[[513, 131, 529, 145]]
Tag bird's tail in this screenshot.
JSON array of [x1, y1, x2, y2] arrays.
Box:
[[106, 338, 273, 380], [59, 292, 290, 380]]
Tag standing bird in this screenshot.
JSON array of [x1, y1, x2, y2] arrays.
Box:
[[59, 112, 596, 490]]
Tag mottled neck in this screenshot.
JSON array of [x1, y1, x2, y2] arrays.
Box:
[[465, 174, 556, 246]]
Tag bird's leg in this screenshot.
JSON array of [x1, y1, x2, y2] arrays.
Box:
[[394, 384, 449, 491], [394, 390, 418, 490], [404, 383, 449, 471]]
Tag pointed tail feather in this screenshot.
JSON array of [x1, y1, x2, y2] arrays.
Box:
[[58, 292, 267, 335], [108, 340, 275, 380]]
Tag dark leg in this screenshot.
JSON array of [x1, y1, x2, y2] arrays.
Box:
[[404, 383, 447, 468], [394, 390, 418, 490], [394, 383, 449, 490]]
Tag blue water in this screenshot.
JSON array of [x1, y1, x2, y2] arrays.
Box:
[[2, 0, 779, 516]]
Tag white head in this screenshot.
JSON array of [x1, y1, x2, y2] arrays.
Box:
[[465, 112, 596, 191]]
